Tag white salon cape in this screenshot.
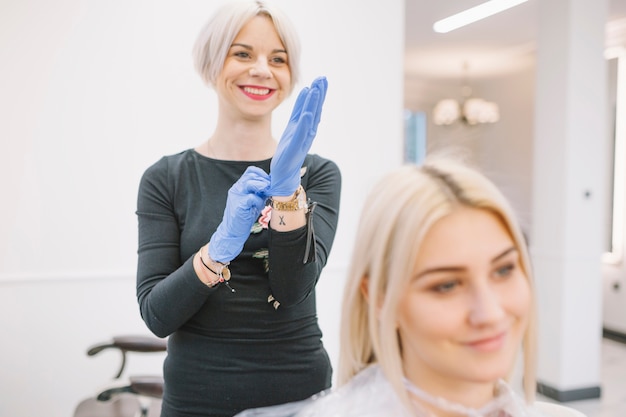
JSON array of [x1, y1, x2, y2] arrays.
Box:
[[235, 365, 547, 417]]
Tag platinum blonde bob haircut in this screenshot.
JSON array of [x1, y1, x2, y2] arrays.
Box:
[[337, 157, 537, 407], [192, 0, 301, 90]]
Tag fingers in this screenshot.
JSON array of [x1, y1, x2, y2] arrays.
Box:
[[301, 87, 320, 117], [289, 76, 327, 126], [291, 112, 314, 153], [233, 193, 265, 218], [245, 178, 270, 195], [237, 166, 270, 195], [243, 193, 267, 214], [310, 77, 327, 129], [299, 77, 327, 137], [241, 166, 270, 183], [311, 76, 328, 104], [288, 86, 309, 124]]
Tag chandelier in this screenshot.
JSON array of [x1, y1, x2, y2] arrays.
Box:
[[432, 63, 500, 126]]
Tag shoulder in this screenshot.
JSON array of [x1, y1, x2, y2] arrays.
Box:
[[299, 366, 408, 417], [138, 150, 198, 198], [302, 154, 341, 192], [139, 149, 200, 186], [142, 149, 195, 176], [304, 154, 341, 176]]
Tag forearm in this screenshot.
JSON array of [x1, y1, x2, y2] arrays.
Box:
[[266, 159, 341, 306], [266, 226, 322, 307], [136, 174, 218, 336], [137, 252, 215, 337]]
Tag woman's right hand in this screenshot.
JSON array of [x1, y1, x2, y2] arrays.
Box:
[[209, 166, 270, 264], [269, 76, 328, 197]]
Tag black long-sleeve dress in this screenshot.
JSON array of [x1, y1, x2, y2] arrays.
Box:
[[136, 149, 341, 417]]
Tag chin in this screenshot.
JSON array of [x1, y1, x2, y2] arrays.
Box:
[[467, 361, 516, 384]]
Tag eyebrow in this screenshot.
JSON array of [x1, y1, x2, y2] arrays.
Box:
[[230, 43, 287, 54], [414, 246, 518, 279]]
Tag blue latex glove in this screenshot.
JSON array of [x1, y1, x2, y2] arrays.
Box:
[[209, 166, 270, 263], [269, 76, 328, 196]]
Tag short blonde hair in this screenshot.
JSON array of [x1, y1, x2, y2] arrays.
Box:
[[337, 156, 537, 408], [192, 0, 301, 90]]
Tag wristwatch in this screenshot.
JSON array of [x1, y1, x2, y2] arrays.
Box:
[[270, 186, 307, 211]]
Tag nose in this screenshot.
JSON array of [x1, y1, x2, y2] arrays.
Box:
[[468, 283, 506, 326], [249, 58, 271, 79]]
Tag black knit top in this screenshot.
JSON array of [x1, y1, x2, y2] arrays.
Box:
[[136, 149, 341, 417]]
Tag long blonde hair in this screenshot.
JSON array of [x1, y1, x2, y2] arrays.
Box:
[[337, 157, 537, 409]]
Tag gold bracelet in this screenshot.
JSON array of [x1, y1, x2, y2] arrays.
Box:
[[270, 185, 307, 211]]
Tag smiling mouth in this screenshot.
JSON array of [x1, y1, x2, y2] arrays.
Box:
[[464, 332, 507, 352], [241, 86, 273, 97]]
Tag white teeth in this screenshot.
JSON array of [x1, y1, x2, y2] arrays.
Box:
[[243, 87, 270, 96]]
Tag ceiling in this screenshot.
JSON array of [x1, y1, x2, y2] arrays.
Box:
[[404, 0, 626, 81]]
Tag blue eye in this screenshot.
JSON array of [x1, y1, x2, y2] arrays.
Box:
[[432, 280, 459, 293], [495, 264, 515, 278]]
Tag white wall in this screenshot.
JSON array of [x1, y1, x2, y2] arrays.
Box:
[[602, 30, 626, 336], [0, 1, 406, 416], [404, 67, 535, 233]]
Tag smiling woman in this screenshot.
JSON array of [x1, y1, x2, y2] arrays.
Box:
[[235, 155, 557, 416], [397, 205, 532, 410], [334, 156, 538, 416], [135, 1, 341, 416]]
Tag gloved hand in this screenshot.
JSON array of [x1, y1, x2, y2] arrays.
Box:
[[209, 166, 270, 263], [269, 76, 328, 196]]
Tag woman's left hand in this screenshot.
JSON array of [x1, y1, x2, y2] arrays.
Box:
[[269, 76, 328, 196], [209, 166, 270, 263]]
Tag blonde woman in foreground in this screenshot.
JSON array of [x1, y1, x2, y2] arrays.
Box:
[[237, 156, 561, 416]]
